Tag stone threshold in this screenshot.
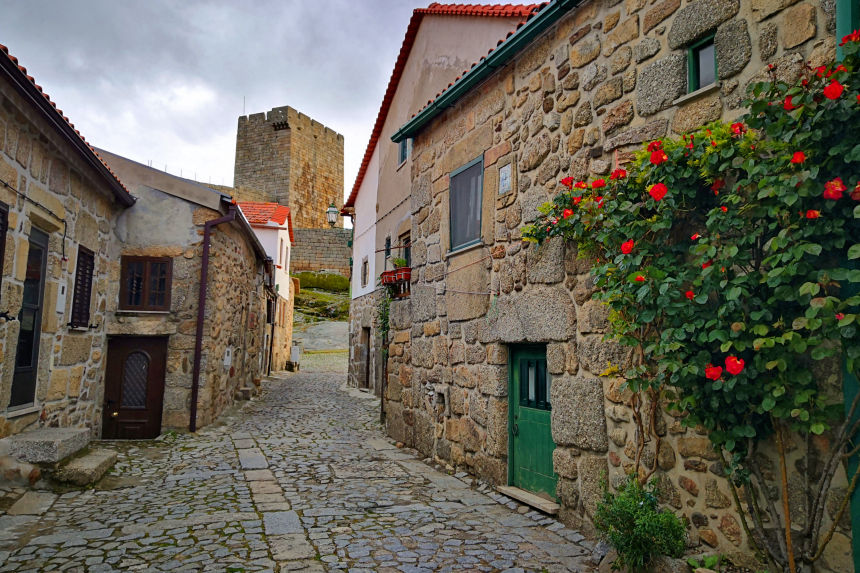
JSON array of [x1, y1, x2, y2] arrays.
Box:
[[496, 485, 560, 515]]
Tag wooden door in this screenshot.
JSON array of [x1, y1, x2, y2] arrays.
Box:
[[10, 228, 49, 408], [509, 346, 557, 500], [360, 327, 371, 389], [102, 337, 167, 439]]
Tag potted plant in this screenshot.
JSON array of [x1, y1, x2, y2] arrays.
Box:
[[380, 269, 397, 285], [391, 257, 411, 282]]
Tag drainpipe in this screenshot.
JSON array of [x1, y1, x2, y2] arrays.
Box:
[[190, 205, 237, 432]]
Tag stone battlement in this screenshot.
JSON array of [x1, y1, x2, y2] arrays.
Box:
[[237, 106, 344, 144]]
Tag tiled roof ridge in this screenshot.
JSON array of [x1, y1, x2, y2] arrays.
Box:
[[237, 201, 294, 244], [0, 43, 133, 203], [343, 2, 540, 211]]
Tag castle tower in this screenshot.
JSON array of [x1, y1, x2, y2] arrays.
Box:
[[234, 106, 344, 229]]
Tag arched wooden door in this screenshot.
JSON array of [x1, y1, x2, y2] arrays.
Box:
[[102, 337, 167, 439]]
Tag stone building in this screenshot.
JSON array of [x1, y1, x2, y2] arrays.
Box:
[[97, 150, 272, 435], [0, 44, 135, 439], [381, 0, 856, 569], [343, 2, 543, 395], [234, 105, 344, 230], [237, 201, 296, 372], [290, 228, 352, 278]]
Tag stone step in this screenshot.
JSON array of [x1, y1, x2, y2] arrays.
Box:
[[54, 449, 117, 486], [496, 485, 560, 515], [7, 428, 90, 463]]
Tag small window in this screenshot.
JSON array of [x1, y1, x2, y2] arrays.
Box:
[[70, 245, 94, 328], [398, 138, 411, 165], [119, 256, 172, 311], [361, 257, 368, 288], [279, 239, 284, 265], [688, 36, 716, 92], [449, 156, 483, 251], [399, 232, 411, 267], [0, 202, 7, 300], [384, 236, 391, 259], [520, 358, 551, 411]]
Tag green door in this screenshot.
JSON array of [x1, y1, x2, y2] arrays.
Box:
[[509, 346, 557, 499]]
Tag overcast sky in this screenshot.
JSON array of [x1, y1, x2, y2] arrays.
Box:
[[0, 0, 432, 205]]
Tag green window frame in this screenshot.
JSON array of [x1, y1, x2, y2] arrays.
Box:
[[398, 138, 411, 165], [448, 155, 484, 252], [687, 35, 717, 92]]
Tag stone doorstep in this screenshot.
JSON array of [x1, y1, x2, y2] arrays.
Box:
[[6, 491, 57, 516], [53, 449, 118, 486], [496, 485, 560, 515], [7, 428, 90, 463]]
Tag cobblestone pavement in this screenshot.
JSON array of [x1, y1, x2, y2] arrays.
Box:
[[0, 351, 596, 572]]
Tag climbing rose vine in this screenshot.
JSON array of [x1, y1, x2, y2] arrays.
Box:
[[524, 35, 860, 572]]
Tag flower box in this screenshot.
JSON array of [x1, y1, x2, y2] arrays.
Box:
[[395, 267, 411, 282], [380, 270, 398, 285]]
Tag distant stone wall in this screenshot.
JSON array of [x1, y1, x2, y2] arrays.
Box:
[[233, 106, 344, 229], [347, 290, 384, 396], [291, 228, 351, 277]]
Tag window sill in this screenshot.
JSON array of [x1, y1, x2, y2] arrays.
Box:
[[5, 404, 40, 419], [673, 82, 720, 107], [445, 241, 483, 259], [115, 309, 171, 315], [396, 159, 408, 172], [67, 326, 92, 332]]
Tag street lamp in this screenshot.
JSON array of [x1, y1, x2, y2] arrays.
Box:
[[325, 203, 339, 227]]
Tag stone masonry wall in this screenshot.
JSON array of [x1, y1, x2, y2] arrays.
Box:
[[384, 1, 850, 570], [234, 106, 344, 229], [271, 285, 295, 372], [347, 290, 385, 396], [291, 228, 352, 277], [0, 79, 124, 438]]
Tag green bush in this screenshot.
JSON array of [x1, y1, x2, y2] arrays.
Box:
[[292, 271, 349, 292], [594, 475, 686, 572]]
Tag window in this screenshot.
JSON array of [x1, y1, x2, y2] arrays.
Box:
[[688, 36, 716, 92], [398, 138, 411, 165], [399, 232, 411, 267], [69, 246, 94, 328], [119, 256, 172, 311], [449, 156, 483, 251], [519, 357, 551, 411], [384, 236, 391, 259], [0, 202, 7, 300], [361, 257, 368, 288], [279, 238, 284, 265]]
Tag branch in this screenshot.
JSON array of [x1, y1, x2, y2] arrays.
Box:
[[774, 419, 798, 573], [750, 438, 789, 564], [810, 458, 860, 561]]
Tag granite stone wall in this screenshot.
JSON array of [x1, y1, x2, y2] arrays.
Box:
[[383, 1, 851, 569], [0, 79, 125, 438], [291, 228, 352, 277], [347, 290, 385, 396]]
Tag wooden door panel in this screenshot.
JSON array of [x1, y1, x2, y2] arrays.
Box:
[[103, 337, 167, 439]]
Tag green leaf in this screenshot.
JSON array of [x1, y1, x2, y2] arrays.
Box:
[[762, 396, 776, 411], [803, 243, 822, 256], [810, 423, 826, 435], [849, 244, 860, 260]]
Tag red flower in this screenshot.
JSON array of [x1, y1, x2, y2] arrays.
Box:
[[720, 206, 728, 212], [823, 80, 844, 100], [574, 181, 588, 189], [621, 239, 634, 254], [836, 312, 845, 320], [560, 176, 575, 189], [702, 260, 713, 269], [784, 95, 799, 111], [562, 208, 574, 219], [731, 122, 746, 136], [572, 195, 583, 205], [649, 183, 668, 201], [691, 233, 701, 240], [595, 196, 605, 208], [647, 140, 663, 152], [840, 30, 860, 46], [857, 94, 860, 105], [851, 182, 860, 201], [610, 169, 627, 180], [634, 275, 645, 282], [685, 290, 695, 300], [704, 364, 722, 381], [823, 177, 847, 200], [711, 179, 725, 195], [805, 209, 820, 219], [725, 356, 745, 376], [650, 149, 669, 165], [592, 179, 606, 189], [815, 65, 828, 78], [790, 151, 806, 164]]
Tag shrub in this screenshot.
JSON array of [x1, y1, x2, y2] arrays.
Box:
[[291, 271, 350, 292], [594, 475, 686, 572]]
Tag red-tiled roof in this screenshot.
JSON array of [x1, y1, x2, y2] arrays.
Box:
[[342, 2, 539, 212], [0, 43, 134, 205], [238, 201, 294, 243]]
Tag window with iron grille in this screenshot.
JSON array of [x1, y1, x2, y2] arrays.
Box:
[[0, 202, 7, 300], [69, 245, 95, 327], [384, 236, 391, 259], [119, 256, 172, 311]]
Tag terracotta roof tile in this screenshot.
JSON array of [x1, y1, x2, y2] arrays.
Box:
[[343, 2, 539, 211], [238, 201, 294, 243], [0, 43, 134, 204]]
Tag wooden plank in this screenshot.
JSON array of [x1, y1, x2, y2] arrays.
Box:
[[497, 485, 560, 515]]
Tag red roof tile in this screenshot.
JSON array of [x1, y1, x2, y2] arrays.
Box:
[[342, 2, 539, 212], [238, 202, 294, 243], [0, 43, 134, 205]]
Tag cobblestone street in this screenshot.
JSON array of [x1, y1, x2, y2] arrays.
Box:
[[0, 353, 596, 572]]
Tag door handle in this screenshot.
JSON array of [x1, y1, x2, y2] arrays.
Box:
[[512, 423, 519, 436]]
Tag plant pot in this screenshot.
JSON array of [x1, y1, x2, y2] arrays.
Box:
[[395, 267, 411, 282], [380, 270, 397, 285]]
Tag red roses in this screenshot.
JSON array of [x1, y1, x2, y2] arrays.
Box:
[[805, 209, 820, 219], [704, 356, 744, 381], [823, 177, 847, 200], [790, 151, 806, 164], [823, 80, 845, 100], [621, 239, 634, 254], [610, 169, 627, 180], [649, 183, 668, 201], [705, 364, 722, 380]]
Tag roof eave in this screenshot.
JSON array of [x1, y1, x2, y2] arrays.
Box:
[[391, 0, 583, 143], [0, 51, 135, 207]]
